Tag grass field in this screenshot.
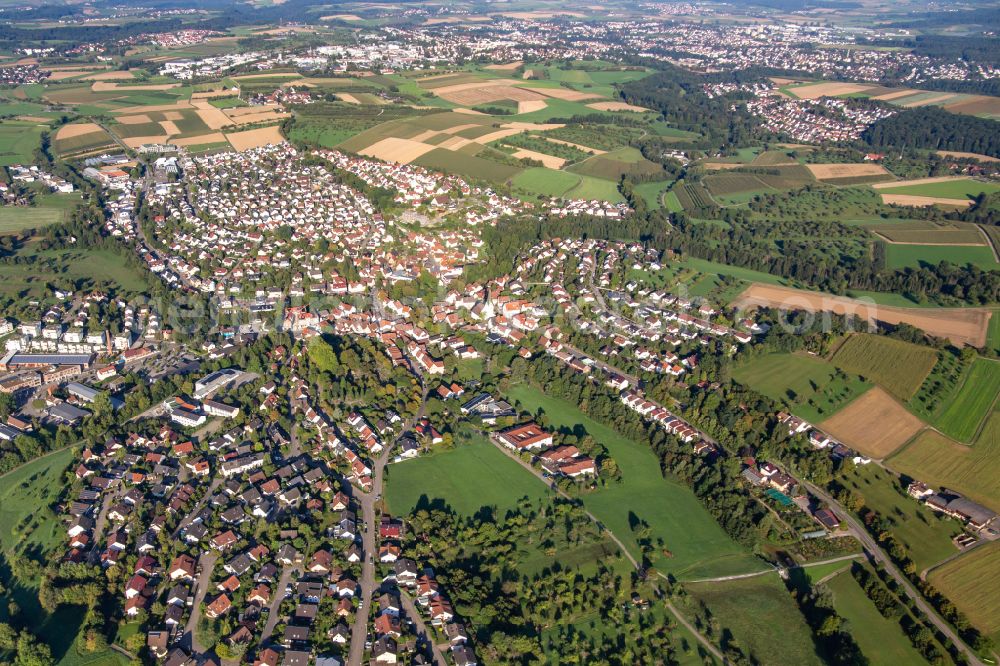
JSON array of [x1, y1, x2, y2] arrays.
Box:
[[686, 576, 822, 666], [384, 435, 549, 516], [831, 334, 937, 401], [0, 121, 44, 165], [0, 447, 127, 666], [733, 352, 871, 423], [889, 409, 1000, 514], [632, 180, 675, 210], [837, 465, 961, 571], [932, 358, 1000, 442], [511, 166, 625, 202], [877, 178, 1000, 200], [0, 194, 80, 234], [0, 245, 149, 298], [824, 569, 930, 665], [506, 384, 766, 580], [884, 243, 999, 270], [928, 541, 1000, 640]]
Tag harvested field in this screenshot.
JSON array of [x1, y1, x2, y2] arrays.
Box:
[[453, 108, 487, 115], [890, 412, 1000, 513], [83, 70, 133, 81], [544, 137, 605, 154], [437, 136, 473, 150], [872, 89, 919, 101], [587, 101, 650, 112], [484, 62, 523, 70], [123, 135, 168, 148], [806, 163, 890, 180], [47, 70, 92, 81], [731, 283, 991, 347], [191, 101, 234, 130], [172, 133, 227, 147], [56, 122, 104, 139], [789, 82, 874, 99], [517, 100, 547, 114], [359, 136, 436, 164], [91, 81, 179, 92], [337, 93, 360, 104], [936, 151, 1000, 163], [114, 102, 192, 114], [928, 542, 1000, 636], [437, 84, 546, 106], [474, 128, 523, 144], [942, 96, 1000, 118], [872, 175, 970, 189], [163, 111, 183, 121], [158, 120, 180, 135], [224, 125, 285, 151], [702, 162, 747, 170], [511, 148, 565, 168], [225, 110, 290, 126], [819, 387, 925, 458], [881, 194, 973, 207], [530, 87, 603, 101], [116, 114, 152, 125]]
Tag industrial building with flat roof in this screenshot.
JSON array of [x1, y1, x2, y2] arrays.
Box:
[[0, 351, 94, 370]]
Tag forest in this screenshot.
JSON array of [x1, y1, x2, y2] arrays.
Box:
[[863, 107, 1000, 158]]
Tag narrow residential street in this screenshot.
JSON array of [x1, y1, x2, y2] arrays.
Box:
[[180, 551, 218, 655], [348, 384, 430, 666], [260, 565, 298, 647], [399, 591, 448, 666]]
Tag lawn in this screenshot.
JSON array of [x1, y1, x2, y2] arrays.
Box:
[[384, 435, 549, 516], [507, 384, 767, 580], [889, 409, 1000, 514], [824, 569, 930, 666], [733, 351, 872, 423], [932, 358, 1000, 442], [837, 465, 961, 572], [831, 334, 938, 401], [884, 243, 999, 270], [928, 542, 1000, 641], [686, 576, 822, 666]]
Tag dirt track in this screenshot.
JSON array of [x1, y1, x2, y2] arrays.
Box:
[[732, 283, 991, 347]]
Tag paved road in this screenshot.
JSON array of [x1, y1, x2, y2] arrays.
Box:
[[179, 551, 218, 655], [86, 487, 120, 565], [171, 478, 221, 539], [260, 566, 298, 646], [802, 480, 983, 666], [399, 591, 448, 666], [348, 384, 430, 666]]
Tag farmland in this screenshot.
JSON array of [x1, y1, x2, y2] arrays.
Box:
[[888, 409, 1000, 513], [830, 334, 938, 400], [928, 542, 1000, 640], [884, 243, 999, 270], [686, 576, 823, 666], [507, 384, 767, 580], [732, 351, 871, 423], [875, 177, 1000, 200], [931, 358, 1000, 442], [819, 387, 926, 459]]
